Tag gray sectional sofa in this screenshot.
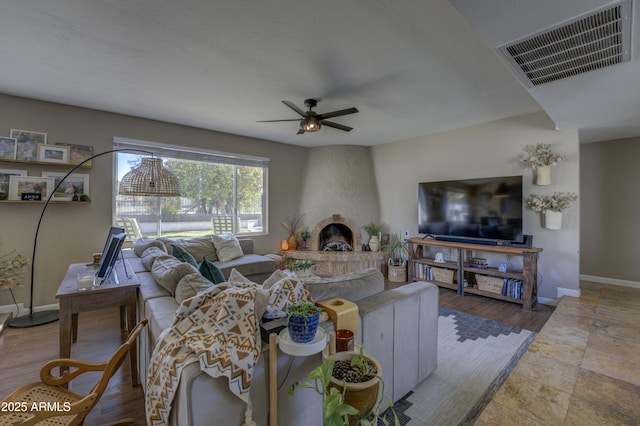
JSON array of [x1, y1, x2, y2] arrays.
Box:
[[127, 236, 439, 426]]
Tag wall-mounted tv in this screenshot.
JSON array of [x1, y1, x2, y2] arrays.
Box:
[[418, 176, 523, 244]]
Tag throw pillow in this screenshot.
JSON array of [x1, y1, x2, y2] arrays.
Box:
[[175, 273, 214, 304], [158, 236, 218, 262], [211, 234, 244, 262], [254, 288, 270, 320], [199, 257, 226, 284], [141, 246, 168, 271], [172, 244, 198, 267], [262, 269, 291, 289], [133, 238, 167, 257], [151, 255, 199, 296], [267, 275, 313, 312], [227, 268, 257, 287]]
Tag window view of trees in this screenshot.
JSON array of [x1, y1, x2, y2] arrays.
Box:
[[115, 153, 266, 238]]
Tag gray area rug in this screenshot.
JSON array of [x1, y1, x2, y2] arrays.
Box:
[[380, 307, 536, 425]]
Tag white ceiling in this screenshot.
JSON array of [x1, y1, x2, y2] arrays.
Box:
[[0, 0, 638, 147]]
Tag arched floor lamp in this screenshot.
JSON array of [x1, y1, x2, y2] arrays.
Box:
[[9, 149, 181, 328]]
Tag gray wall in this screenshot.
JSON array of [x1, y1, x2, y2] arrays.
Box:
[[371, 112, 581, 301], [0, 94, 307, 308], [580, 137, 640, 283]]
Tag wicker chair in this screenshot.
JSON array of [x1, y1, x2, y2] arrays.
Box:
[[0, 319, 147, 426]]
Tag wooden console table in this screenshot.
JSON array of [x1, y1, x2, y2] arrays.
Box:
[[407, 238, 542, 311], [55, 260, 140, 386]]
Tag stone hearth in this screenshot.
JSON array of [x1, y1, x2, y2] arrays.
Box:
[[285, 214, 384, 276]]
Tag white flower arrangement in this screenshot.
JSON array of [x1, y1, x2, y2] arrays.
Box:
[[0, 251, 29, 290], [526, 192, 577, 213], [520, 143, 567, 170]]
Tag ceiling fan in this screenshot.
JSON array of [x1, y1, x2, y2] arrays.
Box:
[[258, 99, 358, 134]]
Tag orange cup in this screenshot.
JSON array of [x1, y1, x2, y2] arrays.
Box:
[[335, 329, 354, 352]]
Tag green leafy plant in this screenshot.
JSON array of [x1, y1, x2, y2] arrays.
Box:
[[519, 143, 567, 169], [299, 227, 311, 241], [289, 259, 316, 271], [362, 222, 384, 237], [286, 301, 322, 318], [526, 192, 577, 212], [383, 234, 408, 264], [288, 350, 399, 426]]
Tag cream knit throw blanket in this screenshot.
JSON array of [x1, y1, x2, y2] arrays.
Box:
[[146, 277, 312, 426]]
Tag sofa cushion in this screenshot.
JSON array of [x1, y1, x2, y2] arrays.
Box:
[[199, 257, 226, 284], [146, 296, 179, 345], [175, 273, 215, 304], [216, 254, 275, 279], [141, 247, 169, 271], [171, 244, 198, 267], [159, 236, 218, 263], [227, 268, 257, 286], [302, 268, 385, 303], [211, 234, 244, 262], [151, 255, 199, 296], [133, 238, 167, 257]]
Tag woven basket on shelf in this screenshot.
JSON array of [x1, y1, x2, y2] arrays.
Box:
[[475, 275, 504, 294], [432, 267, 454, 283]]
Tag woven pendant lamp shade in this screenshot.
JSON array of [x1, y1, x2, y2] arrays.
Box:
[[119, 157, 181, 197]]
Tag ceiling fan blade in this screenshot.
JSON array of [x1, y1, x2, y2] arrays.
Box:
[[321, 120, 353, 132], [296, 128, 305, 135], [315, 107, 359, 121], [282, 100, 307, 117], [256, 119, 301, 122]]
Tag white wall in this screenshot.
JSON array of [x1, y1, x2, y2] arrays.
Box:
[[371, 112, 580, 301]]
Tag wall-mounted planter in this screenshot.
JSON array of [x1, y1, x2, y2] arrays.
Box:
[[535, 165, 551, 185], [544, 211, 562, 230]]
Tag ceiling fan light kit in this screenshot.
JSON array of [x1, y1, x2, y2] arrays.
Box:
[[258, 98, 358, 135]]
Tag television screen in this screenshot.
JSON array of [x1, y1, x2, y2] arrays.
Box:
[[418, 176, 523, 243]]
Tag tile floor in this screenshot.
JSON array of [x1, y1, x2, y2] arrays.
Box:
[[476, 281, 640, 425]]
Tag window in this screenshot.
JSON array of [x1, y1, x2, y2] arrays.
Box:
[[113, 138, 268, 239]]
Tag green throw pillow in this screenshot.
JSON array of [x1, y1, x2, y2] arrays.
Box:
[[199, 256, 226, 284], [171, 244, 198, 267]]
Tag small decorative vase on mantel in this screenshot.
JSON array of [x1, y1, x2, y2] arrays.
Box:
[[544, 211, 563, 230], [368, 235, 380, 252], [287, 234, 298, 251], [535, 165, 551, 186]]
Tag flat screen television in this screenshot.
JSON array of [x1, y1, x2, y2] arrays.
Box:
[[418, 176, 523, 244]]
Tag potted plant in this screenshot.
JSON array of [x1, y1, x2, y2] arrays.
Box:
[[289, 259, 316, 277], [289, 345, 398, 426], [526, 192, 577, 230], [299, 227, 311, 251], [383, 234, 408, 282], [519, 143, 567, 185], [286, 301, 323, 343], [362, 222, 384, 252]]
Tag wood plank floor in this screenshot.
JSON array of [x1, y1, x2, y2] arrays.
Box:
[[0, 307, 146, 426], [0, 285, 553, 425]]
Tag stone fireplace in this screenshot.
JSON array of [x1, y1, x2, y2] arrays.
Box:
[[285, 214, 383, 276]]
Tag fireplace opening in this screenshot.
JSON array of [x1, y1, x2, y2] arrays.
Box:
[[319, 224, 353, 251]]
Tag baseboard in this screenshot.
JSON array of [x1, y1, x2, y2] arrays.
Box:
[[0, 302, 23, 316], [557, 287, 581, 298], [580, 274, 640, 289], [5, 302, 60, 317], [537, 297, 558, 307]]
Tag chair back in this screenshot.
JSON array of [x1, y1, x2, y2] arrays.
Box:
[[212, 215, 234, 234], [116, 217, 143, 240]]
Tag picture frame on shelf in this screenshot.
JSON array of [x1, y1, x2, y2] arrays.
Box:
[[8, 175, 54, 201], [55, 143, 94, 167], [0, 168, 27, 199], [0, 137, 17, 160], [37, 143, 69, 164], [41, 171, 89, 200], [11, 129, 46, 162]]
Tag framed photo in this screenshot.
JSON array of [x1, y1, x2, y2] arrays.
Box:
[[37, 143, 69, 164], [8, 176, 54, 201], [0, 137, 17, 160], [0, 168, 27, 198], [41, 171, 90, 200], [11, 129, 47, 161], [498, 263, 508, 273], [55, 143, 94, 167]]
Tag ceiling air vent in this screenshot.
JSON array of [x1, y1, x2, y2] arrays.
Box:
[[499, 0, 632, 87]]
